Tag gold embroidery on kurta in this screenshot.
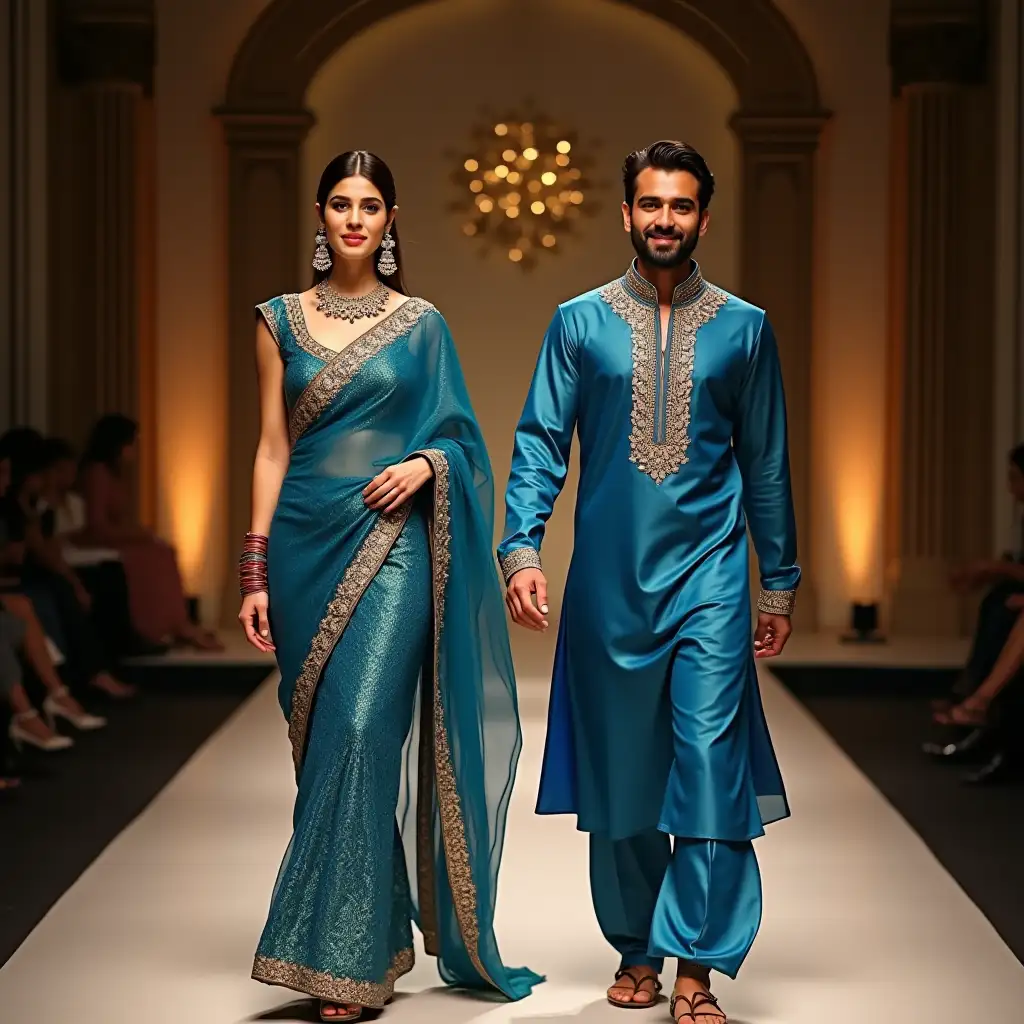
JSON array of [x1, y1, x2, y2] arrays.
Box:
[[288, 297, 433, 445], [499, 545, 542, 584], [252, 946, 414, 1008], [287, 505, 412, 773], [599, 264, 728, 484]]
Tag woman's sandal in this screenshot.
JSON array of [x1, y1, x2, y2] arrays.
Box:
[[319, 1002, 363, 1022], [670, 990, 727, 1022], [608, 967, 663, 1009]]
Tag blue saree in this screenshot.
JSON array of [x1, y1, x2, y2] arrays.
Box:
[[251, 293, 541, 1007]]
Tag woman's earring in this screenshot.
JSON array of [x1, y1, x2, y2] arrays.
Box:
[[312, 227, 332, 272], [377, 231, 397, 276]]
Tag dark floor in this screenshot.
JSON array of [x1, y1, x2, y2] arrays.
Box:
[[773, 665, 1024, 965], [0, 662, 272, 966]]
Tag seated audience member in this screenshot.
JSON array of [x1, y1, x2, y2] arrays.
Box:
[[936, 443, 1024, 715], [1, 593, 103, 745], [77, 414, 222, 651], [0, 429, 129, 701], [40, 437, 159, 662]]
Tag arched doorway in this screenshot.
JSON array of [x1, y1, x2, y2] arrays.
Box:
[[216, 0, 828, 624]]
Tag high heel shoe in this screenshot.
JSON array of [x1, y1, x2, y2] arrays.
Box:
[[43, 687, 107, 731], [9, 709, 74, 751]]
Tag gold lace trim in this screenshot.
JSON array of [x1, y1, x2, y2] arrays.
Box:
[[757, 588, 797, 616], [288, 297, 433, 445], [287, 505, 412, 773], [251, 946, 414, 1008], [418, 446, 495, 988], [599, 275, 727, 484], [499, 546, 542, 585], [282, 292, 336, 362], [255, 300, 283, 347]]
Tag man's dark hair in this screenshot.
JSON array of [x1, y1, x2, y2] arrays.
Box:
[[623, 141, 715, 210], [1010, 443, 1024, 474]]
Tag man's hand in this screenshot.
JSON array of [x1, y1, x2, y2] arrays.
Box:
[[753, 613, 791, 658], [506, 568, 549, 631]]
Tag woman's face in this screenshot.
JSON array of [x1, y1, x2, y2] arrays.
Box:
[[119, 439, 138, 466], [316, 175, 394, 268]]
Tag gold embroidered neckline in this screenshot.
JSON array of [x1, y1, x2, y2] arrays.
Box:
[[624, 259, 706, 307], [286, 292, 412, 362], [599, 270, 727, 483]]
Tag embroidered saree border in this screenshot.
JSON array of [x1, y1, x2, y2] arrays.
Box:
[[287, 504, 412, 773], [252, 946, 415, 1008], [288, 297, 433, 445], [414, 446, 497, 989]]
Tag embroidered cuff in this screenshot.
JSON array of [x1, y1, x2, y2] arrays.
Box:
[[757, 588, 796, 616], [499, 546, 542, 585]]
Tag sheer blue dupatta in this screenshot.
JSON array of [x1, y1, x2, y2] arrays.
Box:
[[396, 310, 542, 999]]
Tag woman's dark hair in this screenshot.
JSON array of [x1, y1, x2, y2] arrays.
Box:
[[81, 414, 138, 471], [1011, 444, 1024, 474], [623, 140, 715, 211], [314, 151, 408, 295]]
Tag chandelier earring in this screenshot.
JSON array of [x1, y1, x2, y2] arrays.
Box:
[[377, 230, 398, 277], [312, 226, 333, 273]]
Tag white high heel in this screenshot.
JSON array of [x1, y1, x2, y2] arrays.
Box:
[[43, 686, 107, 731], [9, 709, 75, 751]]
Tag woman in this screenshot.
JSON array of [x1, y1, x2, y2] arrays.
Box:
[[238, 152, 540, 1021], [77, 415, 221, 650]]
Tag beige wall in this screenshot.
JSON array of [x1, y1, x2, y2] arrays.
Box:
[[156, 0, 891, 630], [155, 0, 270, 620]]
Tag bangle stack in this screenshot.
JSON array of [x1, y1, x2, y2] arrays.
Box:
[[239, 533, 269, 596]]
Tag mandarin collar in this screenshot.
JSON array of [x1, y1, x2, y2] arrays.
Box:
[[623, 258, 706, 307]]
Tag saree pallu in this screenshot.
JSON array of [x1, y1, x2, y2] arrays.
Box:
[[251, 294, 541, 1006]]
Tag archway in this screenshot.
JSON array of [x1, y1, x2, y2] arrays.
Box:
[[216, 0, 828, 624]]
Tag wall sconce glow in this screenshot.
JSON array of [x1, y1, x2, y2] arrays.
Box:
[[165, 450, 215, 594], [834, 461, 881, 603], [454, 108, 598, 269]]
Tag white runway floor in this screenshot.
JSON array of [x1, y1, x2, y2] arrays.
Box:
[[2, 661, 1024, 1023]]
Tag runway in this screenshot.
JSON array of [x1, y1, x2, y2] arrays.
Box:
[[2, 662, 1023, 1022]]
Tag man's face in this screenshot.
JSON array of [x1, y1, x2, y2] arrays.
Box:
[[1008, 462, 1024, 504], [623, 167, 708, 270]]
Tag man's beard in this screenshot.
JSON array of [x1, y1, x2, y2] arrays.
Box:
[[630, 223, 698, 270]]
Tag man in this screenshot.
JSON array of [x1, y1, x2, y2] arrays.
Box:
[[498, 141, 800, 1021]]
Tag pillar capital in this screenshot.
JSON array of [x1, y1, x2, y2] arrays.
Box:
[[56, 0, 155, 94], [890, 4, 988, 94]]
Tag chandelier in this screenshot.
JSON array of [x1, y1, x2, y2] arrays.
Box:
[[453, 110, 596, 268]]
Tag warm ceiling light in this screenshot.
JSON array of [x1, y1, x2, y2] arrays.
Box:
[[509, 248, 523, 262], [506, 170, 522, 185], [502, 149, 517, 162], [495, 165, 509, 178], [556, 140, 571, 153], [541, 171, 557, 186], [469, 179, 484, 193], [506, 207, 520, 219], [495, 123, 508, 136], [463, 222, 478, 236], [523, 147, 539, 161], [531, 201, 545, 215], [464, 158, 479, 172], [542, 234, 557, 247]]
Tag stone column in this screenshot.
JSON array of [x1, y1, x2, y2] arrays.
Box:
[[0, 0, 50, 430], [50, 0, 155, 510], [731, 113, 828, 630], [216, 110, 314, 619], [886, 5, 990, 634]]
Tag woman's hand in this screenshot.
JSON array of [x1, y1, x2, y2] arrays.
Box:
[[362, 458, 434, 514], [238, 591, 275, 653], [753, 613, 792, 658]]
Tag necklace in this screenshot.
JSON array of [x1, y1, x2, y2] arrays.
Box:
[[314, 278, 390, 324]]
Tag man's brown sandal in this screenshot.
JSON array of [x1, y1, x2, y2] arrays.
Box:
[[669, 989, 727, 1022], [608, 967, 663, 1009]]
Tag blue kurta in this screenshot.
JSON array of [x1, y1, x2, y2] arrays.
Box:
[[498, 261, 799, 844]]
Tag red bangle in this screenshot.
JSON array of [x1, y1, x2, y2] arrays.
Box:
[[239, 533, 269, 596]]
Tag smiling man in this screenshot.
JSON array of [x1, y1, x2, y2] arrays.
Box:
[[498, 141, 801, 1022]]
